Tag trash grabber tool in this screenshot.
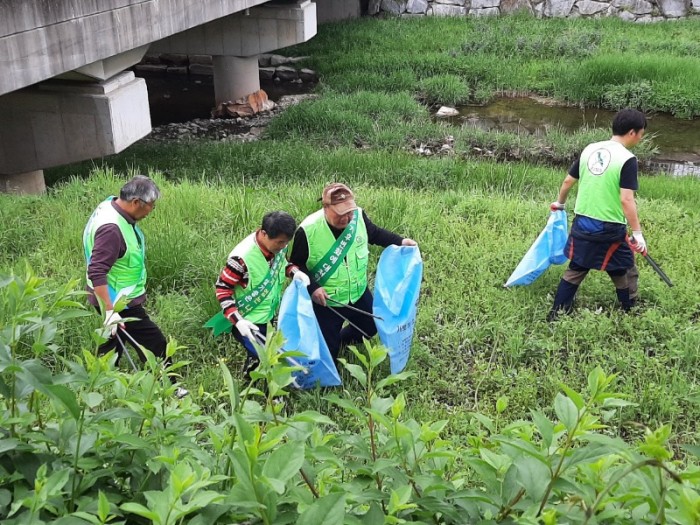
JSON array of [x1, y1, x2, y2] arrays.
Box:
[[324, 304, 371, 339], [628, 234, 674, 287], [642, 252, 674, 287], [251, 331, 308, 377], [115, 331, 139, 372], [325, 297, 384, 321]]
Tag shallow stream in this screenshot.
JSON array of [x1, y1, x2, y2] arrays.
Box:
[[451, 97, 700, 176]]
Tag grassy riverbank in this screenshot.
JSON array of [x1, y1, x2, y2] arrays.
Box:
[[288, 13, 700, 118], [2, 13, 700, 523], [5, 142, 700, 438]]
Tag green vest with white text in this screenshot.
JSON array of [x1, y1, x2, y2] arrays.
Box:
[[301, 209, 369, 305], [83, 197, 146, 304], [574, 140, 635, 224], [231, 232, 286, 324]]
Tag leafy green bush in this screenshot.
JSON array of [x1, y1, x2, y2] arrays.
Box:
[[2, 270, 700, 523]]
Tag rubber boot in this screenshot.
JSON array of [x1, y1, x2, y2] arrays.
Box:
[[548, 279, 579, 321], [615, 287, 635, 312]]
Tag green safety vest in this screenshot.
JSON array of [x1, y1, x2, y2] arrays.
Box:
[[300, 208, 369, 305], [574, 140, 635, 224], [83, 197, 146, 303], [231, 232, 287, 324]]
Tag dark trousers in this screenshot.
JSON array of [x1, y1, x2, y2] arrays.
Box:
[[313, 287, 377, 361], [97, 304, 169, 366], [551, 260, 638, 317], [231, 323, 269, 379]]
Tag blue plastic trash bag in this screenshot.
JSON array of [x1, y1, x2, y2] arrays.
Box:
[[504, 210, 569, 287], [373, 245, 423, 374], [277, 279, 341, 388]]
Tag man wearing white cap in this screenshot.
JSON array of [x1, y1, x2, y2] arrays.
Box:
[[290, 183, 417, 361]]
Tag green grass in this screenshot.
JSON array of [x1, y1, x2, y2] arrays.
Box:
[[5, 150, 700, 443], [285, 14, 700, 117], [3, 14, 700, 454]]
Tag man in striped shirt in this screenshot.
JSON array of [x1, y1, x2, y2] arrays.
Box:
[[215, 211, 309, 375]]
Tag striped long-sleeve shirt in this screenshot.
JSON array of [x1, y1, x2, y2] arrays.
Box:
[[215, 232, 297, 324]]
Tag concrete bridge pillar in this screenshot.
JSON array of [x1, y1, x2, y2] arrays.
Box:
[[213, 56, 261, 105], [0, 171, 46, 195], [0, 71, 150, 194], [150, 0, 316, 104]]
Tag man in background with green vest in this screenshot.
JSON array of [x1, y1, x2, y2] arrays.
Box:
[[213, 211, 307, 375], [290, 183, 417, 361], [548, 109, 648, 320], [83, 175, 188, 398]]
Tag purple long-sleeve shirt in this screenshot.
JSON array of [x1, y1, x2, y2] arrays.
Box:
[[86, 198, 146, 307]]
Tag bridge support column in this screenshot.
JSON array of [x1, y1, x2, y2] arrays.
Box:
[[212, 56, 261, 105], [0, 71, 150, 193], [0, 170, 46, 195]]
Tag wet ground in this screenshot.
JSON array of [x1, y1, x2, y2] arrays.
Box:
[[451, 97, 700, 175], [140, 73, 700, 176]]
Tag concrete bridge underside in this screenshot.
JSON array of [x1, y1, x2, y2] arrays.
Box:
[[0, 0, 317, 193]]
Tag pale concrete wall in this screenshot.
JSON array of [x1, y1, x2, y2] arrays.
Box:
[[0, 0, 271, 96], [0, 72, 150, 174]]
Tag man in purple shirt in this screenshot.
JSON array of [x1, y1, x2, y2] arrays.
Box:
[[83, 175, 187, 398]]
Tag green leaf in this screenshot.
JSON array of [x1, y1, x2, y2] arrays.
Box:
[[340, 362, 367, 387], [43, 468, 70, 497], [297, 493, 345, 525], [391, 392, 406, 418], [586, 366, 605, 398], [554, 393, 578, 433], [601, 398, 637, 409], [232, 413, 256, 446], [325, 394, 364, 418], [362, 502, 385, 525], [82, 392, 104, 409], [262, 441, 305, 483], [368, 343, 388, 369], [120, 502, 160, 522], [289, 411, 335, 425], [220, 359, 239, 413], [376, 372, 415, 391], [111, 434, 150, 449], [682, 444, 700, 459], [470, 412, 496, 434], [97, 490, 111, 522], [530, 410, 554, 448], [496, 396, 508, 414], [370, 395, 394, 415], [0, 438, 20, 454], [514, 456, 551, 502], [45, 384, 81, 421], [559, 384, 585, 410]]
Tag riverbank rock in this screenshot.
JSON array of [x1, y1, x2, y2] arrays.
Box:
[[436, 106, 459, 117], [211, 90, 275, 118]]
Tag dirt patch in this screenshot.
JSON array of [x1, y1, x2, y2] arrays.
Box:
[[142, 94, 318, 143]]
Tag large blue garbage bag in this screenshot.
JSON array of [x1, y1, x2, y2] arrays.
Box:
[[277, 279, 341, 388], [373, 246, 423, 374], [504, 210, 569, 287]]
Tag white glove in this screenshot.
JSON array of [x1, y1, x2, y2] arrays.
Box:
[[293, 270, 310, 287], [550, 201, 565, 211], [235, 319, 260, 342], [630, 231, 647, 255], [104, 309, 124, 337]]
